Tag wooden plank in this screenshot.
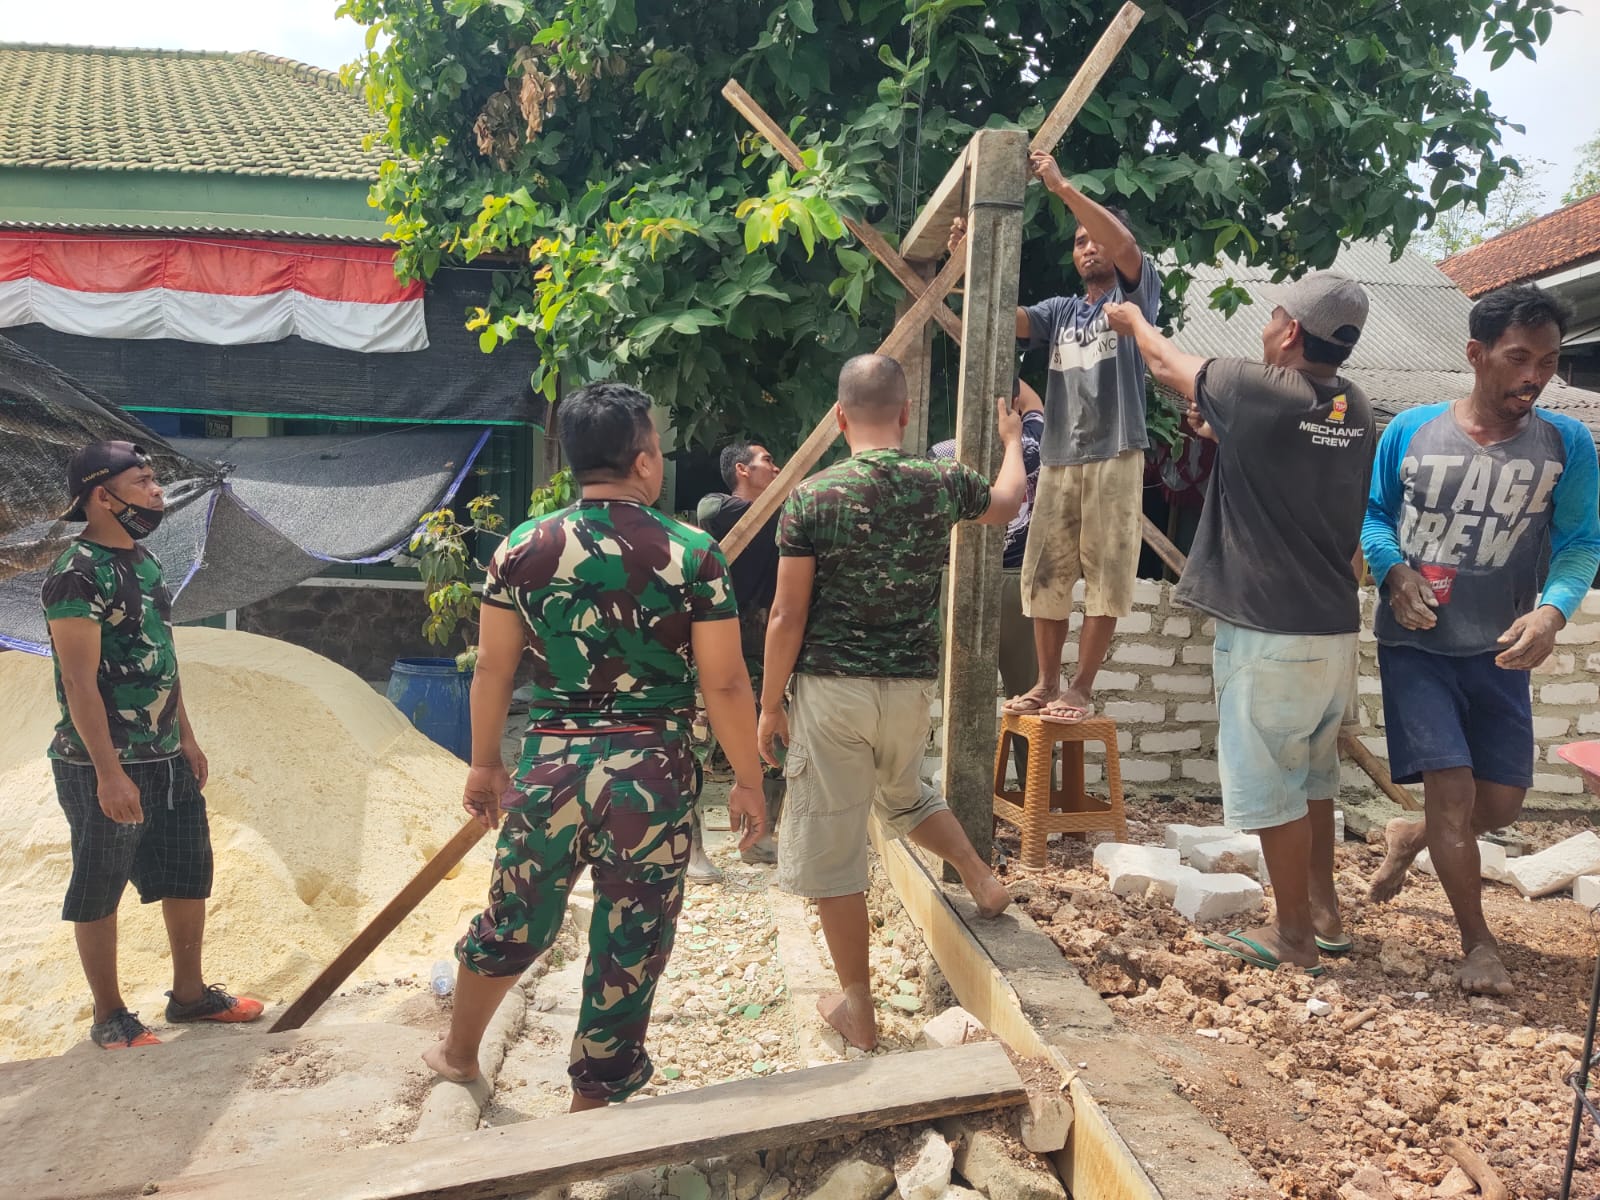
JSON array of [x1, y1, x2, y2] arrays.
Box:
[[1060, 1077, 1164, 1200], [156, 1043, 1025, 1200], [940, 128, 1028, 860], [899, 259, 936, 454], [721, 79, 964, 343], [1140, 513, 1186, 578], [899, 2, 1146, 260], [1339, 730, 1422, 812], [268, 818, 488, 1033]]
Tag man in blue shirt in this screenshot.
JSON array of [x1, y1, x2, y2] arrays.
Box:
[[1363, 284, 1600, 997]]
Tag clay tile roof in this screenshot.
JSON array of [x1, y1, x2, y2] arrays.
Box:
[[0, 43, 385, 181], [1438, 193, 1600, 298]]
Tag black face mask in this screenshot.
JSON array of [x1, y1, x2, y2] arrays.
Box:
[[106, 490, 165, 540]]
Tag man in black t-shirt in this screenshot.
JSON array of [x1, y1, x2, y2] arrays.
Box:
[[694, 442, 785, 870], [1105, 274, 1374, 978]]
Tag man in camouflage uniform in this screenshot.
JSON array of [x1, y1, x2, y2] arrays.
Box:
[[758, 355, 1025, 1052], [43, 440, 263, 1051], [423, 383, 767, 1111]]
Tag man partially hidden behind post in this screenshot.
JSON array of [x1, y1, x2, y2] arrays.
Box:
[[953, 152, 1161, 724], [694, 441, 786, 871], [424, 383, 766, 1109], [1362, 284, 1600, 996], [43, 440, 263, 1049], [1106, 273, 1376, 975], [758, 354, 1024, 1051]]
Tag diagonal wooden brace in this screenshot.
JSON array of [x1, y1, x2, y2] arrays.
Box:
[[717, 3, 1144, 564], [722, 79, 965, 345]]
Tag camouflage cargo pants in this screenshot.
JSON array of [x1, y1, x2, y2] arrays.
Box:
[[457, 726, 696, 1103]]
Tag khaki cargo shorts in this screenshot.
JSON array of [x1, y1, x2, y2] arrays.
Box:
[[1020, 449, 1144, 621], [777, 674, 947, 899]]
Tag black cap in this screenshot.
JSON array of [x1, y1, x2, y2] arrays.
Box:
[[63, 440, 151, 521]]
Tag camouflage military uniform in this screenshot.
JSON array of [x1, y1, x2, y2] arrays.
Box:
[[775, 450, 991, 898], [458, 499, 736, 1103], [43, 540, 212, 922]]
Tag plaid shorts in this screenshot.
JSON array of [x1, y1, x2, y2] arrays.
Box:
[[53, 757, 214, 922]]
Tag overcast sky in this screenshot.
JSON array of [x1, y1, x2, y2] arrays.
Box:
[[11, 0, 1598, 214]]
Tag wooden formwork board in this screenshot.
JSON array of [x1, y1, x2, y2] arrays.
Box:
[[871, 822, 1274, 1200]]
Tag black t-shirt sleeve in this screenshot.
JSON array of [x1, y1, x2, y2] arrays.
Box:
[[1193, 357, 1263, 442]]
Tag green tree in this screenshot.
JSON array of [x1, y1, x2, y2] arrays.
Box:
[[1413, 157, 1550, 260], [339, 0, 1566, 452], [1563, 131, 1600, 205]]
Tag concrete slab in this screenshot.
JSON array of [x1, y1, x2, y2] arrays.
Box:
[[0, 1022, 434, 1200], [1163, 824, 1231, 859]]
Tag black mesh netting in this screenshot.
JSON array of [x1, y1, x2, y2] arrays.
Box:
[[0, 334, 489, 653]]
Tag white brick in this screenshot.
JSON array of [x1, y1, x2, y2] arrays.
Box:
[[1334, 809, 1345, 842], [1140, 729, 1203, 754], [1163, 617, 1193, 638], [1535, 771, 1587, 796], [1181, 758, 1220, 784], [1093, 843, 1185, 897], [1083, 730, 1132, 755], [1094, 671, 1141, 692], [1415, 840, 1508, 884], [1586, 652, 1600, 673], [1059, 643, 1079, 664], [1199, 618, 1216, 637], [1580, 712, 1600, 735], [1072, 579, 1087, 602], [1103, 701, 1164, 723], [1533, 652, 1577, 676], [1117, 611, 1153, 634], [1150, 673, 1212, 695], [1582, 592, 1600, 616], [1132, 579, 1163, 606], [1190, 834, 1264, 876], [1112, 642, 1176, 667], [1176, 701, 1217, 723], [1359, 624, 1376, 643], [1150, 863, 1203, 902], [1574, 874, 1600, 909], [1357, 674, 1383, 695], [1120, 758, 1172, 782], [1359, 736, 1389, 758], [1533, 716, 1572, 739], [1556, 622, 1600, 645], [1181, 645, 1212, 666], [1174, 872, 1264, 922], [1505, 832, 1600, 897], [1551, 744, 1585, 765], [917, 1005, 986, 1050], [1084, 763, 1103, 784], [1164, 822, 1231, 856]]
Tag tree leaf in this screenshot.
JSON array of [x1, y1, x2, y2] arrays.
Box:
[[788, 0, 818, 34]]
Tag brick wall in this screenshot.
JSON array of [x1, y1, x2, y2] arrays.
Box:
[[929, 580, 1600, 801]]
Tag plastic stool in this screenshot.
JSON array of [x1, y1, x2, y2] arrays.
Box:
[[993, 711, 1128, 868]]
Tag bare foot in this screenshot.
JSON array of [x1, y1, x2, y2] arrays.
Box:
[[1221, 924, 1320, 970], [1002, 683, 1060, 715], [1456, 942, 1515, 996], [817, 992, 877, 1051], [422, 1039, 480, 1083], [1368, 817, 1426, 903]]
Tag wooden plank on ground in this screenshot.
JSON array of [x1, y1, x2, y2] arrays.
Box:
[[269, 817, 489, 1033], [156, 1042, 1025, 1200], [899, 2, 1146, 260]]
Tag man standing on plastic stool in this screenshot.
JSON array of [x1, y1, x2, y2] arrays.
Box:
[[694, 440, 787, 875], [758, 354, 1024, 1052], [423, 382, 766, 1109], [1105, 272, 1375, 976], [952, 151, 1161, 725], [44, 440, 264, 1050], [1363, 284, 1600, 997]]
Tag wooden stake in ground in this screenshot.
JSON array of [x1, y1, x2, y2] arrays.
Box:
[[940, 128, 1028, 860], [268, 818, 488, 1033]]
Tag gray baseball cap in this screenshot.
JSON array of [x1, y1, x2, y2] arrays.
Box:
[[1261, 271, 1369, 349]]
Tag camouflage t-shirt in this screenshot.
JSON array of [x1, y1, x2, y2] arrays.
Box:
[[484, 499, 737, 728], [778, 449, 991, 678], [42, 540, 181, 763]]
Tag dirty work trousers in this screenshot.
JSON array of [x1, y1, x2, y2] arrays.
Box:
[[457, 726, 695, 1103]]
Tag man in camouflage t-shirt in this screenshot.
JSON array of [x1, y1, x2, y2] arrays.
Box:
[[43, 440, 262, 1052], [424, 383, 767, 1111], [757, 354, 1025, 1052]]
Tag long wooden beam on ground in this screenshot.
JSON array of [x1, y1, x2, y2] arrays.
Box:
[[722, 79, 964, 346], [898, 2, 1146, 261], [716, 4, 1143, 564], [155, 1042, 1025, 1200]]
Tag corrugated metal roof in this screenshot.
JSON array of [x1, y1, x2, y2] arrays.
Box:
[[1168, 239, 1600, 438]]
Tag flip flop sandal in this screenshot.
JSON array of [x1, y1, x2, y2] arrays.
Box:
[[1002, 694, 1056, 715], [1315, 935, 1354, 956], [1201, 929, 1326, 977], [1039, 702, 1093, 724]]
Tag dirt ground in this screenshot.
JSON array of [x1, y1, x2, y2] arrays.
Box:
[[996, 793, 1600, 1200]]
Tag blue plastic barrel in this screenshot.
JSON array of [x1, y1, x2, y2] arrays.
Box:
[[386, 657, 474, 760]]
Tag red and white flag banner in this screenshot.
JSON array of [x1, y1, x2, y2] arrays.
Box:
[[0, 233, 427, 354]]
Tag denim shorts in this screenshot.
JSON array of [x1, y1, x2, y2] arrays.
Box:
[[1377, 643, 1533, 788], [1213, 621, 1357, 832]]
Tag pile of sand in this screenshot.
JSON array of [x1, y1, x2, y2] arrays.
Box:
[[0, 628, 497, 1061]]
